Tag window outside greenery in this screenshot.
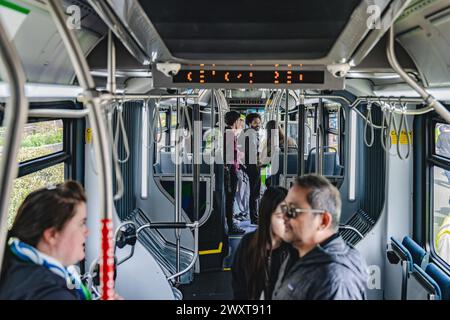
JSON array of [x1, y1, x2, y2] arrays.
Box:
[[8, 163, 64, 228], [0, 120, 65, 228]]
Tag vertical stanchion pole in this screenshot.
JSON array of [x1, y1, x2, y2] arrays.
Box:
[[175, 97, 182, 284], [193, 98, 200, 223], [317, 98, 324, 175], [298, 92, 305, 176], [283, 89, 289, 188], [46, 0, 114, 299], [0, 16, 29, 275]]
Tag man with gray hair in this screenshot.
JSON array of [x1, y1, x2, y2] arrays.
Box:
[[272, 174, 368, 300]]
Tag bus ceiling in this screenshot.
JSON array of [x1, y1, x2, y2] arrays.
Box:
[[87, 0, 409, 67]]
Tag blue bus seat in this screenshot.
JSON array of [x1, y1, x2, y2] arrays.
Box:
[[407, 264, 441, 300], [159, 151, 191, 174], [402, 236, 429, 269], [387, 236, 414, 299], [388, 237, 414, 272], [277, 153, 298, 175], [160, 151, 175, 174], [305, 147, 341, 176], [426, 263, 450, 300], [154, 163, 162, 174]]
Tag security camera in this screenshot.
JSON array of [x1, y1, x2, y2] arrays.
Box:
[[156, 63, 181, 77], [327, 63, 351, 78]]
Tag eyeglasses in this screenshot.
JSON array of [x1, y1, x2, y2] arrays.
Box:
[[280, 203, 325, 219]]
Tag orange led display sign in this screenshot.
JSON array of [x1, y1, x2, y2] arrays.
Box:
[[173, 70, 325, 84]]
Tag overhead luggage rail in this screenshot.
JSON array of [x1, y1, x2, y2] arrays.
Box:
[[0, 12, 29, 275]]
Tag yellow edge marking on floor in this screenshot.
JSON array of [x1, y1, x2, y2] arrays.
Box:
[[223, 268, 231, 271], [199, 242, 223, 255]]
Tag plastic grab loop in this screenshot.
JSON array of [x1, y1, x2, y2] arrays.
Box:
[[381, 98, 397, 156], [388, 100, 399, 156], [396, 99, 411, 160], [182, 95, 192, 138], [114, 99, 130, 163], [153, 98, 163, 144], [380, 100, 390, 152], [364, 100, 375, 147]]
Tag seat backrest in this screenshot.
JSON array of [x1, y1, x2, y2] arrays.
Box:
[[426, 263, 450, 300], [388, 237, 414, 272], [154, 163, 162, 174], [200, 153, 213, 174], [278, 153, 298, 175], [305, 151, 338, 176], [407, 264, 441, 300], [159, 151, 192, 174], [402, 236, 429, 268], [160, 151, 175, 174]]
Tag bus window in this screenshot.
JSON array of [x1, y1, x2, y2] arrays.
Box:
[[436, 123, 450, 160], [432, 122, 450, 266], [0, 120, 67, 227], [327, 109, 339, 152], [0, 120, 64, 163], [8, 163, 64, 227]]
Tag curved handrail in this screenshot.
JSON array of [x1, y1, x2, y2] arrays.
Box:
[[0, 16, 29, 274], [387, 27, 450, 123]]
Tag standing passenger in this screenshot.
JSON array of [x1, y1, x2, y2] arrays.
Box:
[[242, 113, 262, 225], [224, 111, 245, 235]]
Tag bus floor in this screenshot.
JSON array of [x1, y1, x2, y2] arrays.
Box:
[[179, 221, 257, 300]]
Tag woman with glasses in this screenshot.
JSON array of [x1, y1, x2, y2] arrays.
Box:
[[231, 186, 297, 300], [0, 181, 112, 300]]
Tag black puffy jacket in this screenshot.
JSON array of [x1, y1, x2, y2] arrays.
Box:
[[272, 234, 368, 300], [0, 254, 80, 300]]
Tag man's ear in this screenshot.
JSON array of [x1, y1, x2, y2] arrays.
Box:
[[42, 227, 58, 246], [320, 212, 333, 230]]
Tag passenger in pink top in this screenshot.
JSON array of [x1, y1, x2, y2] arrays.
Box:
[[224, 111, 245, 235]]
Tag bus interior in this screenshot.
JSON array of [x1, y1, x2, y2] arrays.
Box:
[[0, 0, 450, 300]]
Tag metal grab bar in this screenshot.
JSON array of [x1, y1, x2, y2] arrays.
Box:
[[136, 221, 199, 283], [46, 0, 115, 300], [113, 221, 138, 266], [0, 16, 29, 275], [302, 94, 432, 118], [166, 222, 198, 282], [27, 108, 90, 118], [77, 93, 200, 104], [387, 27, 450, 123]]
